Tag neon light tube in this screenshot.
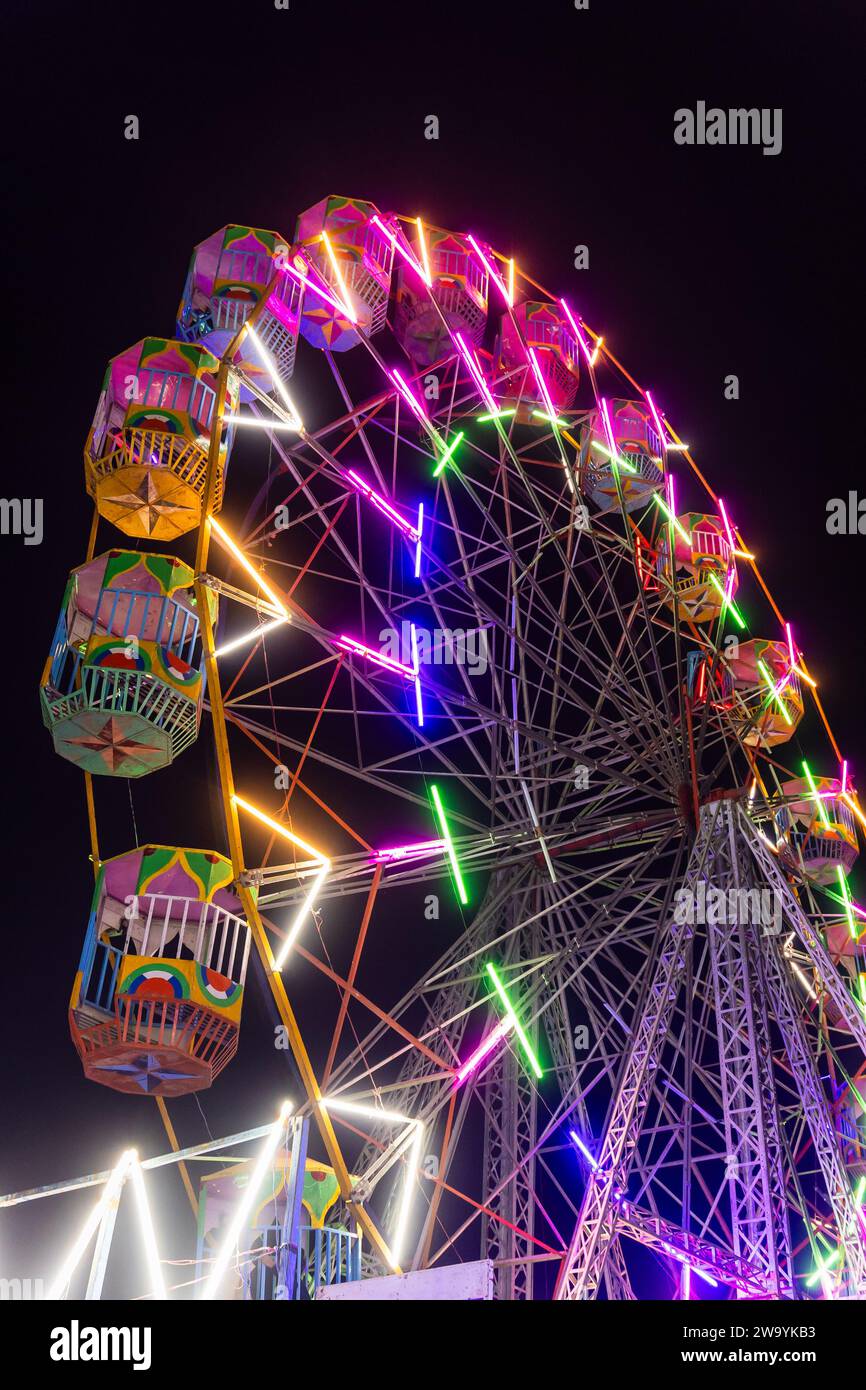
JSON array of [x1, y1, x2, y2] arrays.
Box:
[[836, 866, 857, 939], [707, 571, 746, 629], [454, 332, 498, 414], [233, 796, 330, 968], [486, 962, 543, 1078], [569, 1130, 597, 1169], [222, 414, 302, 432], [652, 489, 692, 545], [337, 635, 416, 680], [209, 517, 292, 623], [717, 496, 736, 549], [389, 368, 429, 425], [801, 761, 831, 829], [213, 617, 287, 659], [283, 258, 357, 326], [757, 658, 792, 724], [129, 1156, 166, 1299], [410, 622, 424, 728], [589, 337, 603, 367], [415, 217, 433, 287], [531, 409, 568, 427], [466, 234, 510, 304], [344, 469, 421, 541], [48, 1151, 133, 1298], [785, 621, 796, 667], [414, 503, 424, 577], [320, 230, 358, 323], [805, 1247, 841, 1288], [559, 299, 594, 365], [429, 784, 469, 905], [244, 323, 304, 429], [841, 792, 866, 834], [527, 346, 557, 420], [455, 1018, 513, 1084], [433, 430, 464, 478], [319, 1097, 423, 1269], [644, 389, 667, 454], [477, 408, 516, 422], [369, 215, 431, 287], [202, 1101, 293, 1299], [373, 838, 446, 863], [590, 438, 637, 474]]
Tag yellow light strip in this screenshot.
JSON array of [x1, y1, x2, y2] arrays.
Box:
[[233, 795, 331, 969], [208, 518, 292, 624]]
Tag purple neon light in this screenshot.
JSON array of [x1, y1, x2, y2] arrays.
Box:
[[389, 368, 429, 424], [466, 234, 509, 304], [454, 332, 497, 413], [373, 838, 446, 863], [337, 636, 415, 679], [559, 298, 593, 365], [644, 389, 667, 453], [344, 469, 421, 541], [370, 215, 432, 286], [528, 346, 557, 420], [414, 503, 424, 578], [283, 256, 355, 324]]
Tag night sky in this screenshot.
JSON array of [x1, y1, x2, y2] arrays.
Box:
[[2, 0, 864, 1297]]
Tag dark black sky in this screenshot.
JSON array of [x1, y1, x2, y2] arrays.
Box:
[[2, 0, 864, 1295]]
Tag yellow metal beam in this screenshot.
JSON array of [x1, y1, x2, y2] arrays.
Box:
[[192, 360, 396, 1273]]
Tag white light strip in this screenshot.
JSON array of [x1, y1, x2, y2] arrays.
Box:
[[201, 1102, 293, 1300], [129, 1156, 166, 1299], [244, 323, 304, 429], [320, 1097, 424, 1268], [48, 1151, 133, 1299]]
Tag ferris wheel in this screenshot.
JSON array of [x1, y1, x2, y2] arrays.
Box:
[[42, 197, 866, 1299]]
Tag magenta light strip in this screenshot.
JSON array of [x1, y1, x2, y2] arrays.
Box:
[[453, 332, 497, 414], [344, 469, 421, 541], [370, 215, 432, 287], [466, 234, 510, 305], [841, 760, 849, 795], [389, 368, 429, 425], [373, 838, 446, 863], [559, 298, 593, 365], [456, 1018, 513, 1084], [645, 389, 667, 452], [283, 256, 356, 325], [414, 503, 424, 579], [717, 496, 736, 550], [600, 396, 619, 462], [337, 636, 415, 679], [785, 621, 797, 667], [528, 346, 557, 421]]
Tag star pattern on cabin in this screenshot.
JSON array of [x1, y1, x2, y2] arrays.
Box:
[[91, 1053, 199, 1093], [63, 716, 163, 773], [106, 474, 196, 535]]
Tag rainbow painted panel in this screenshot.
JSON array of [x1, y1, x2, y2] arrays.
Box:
[[117, 955, 244, 1023], [83, 635, 203, 702]]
